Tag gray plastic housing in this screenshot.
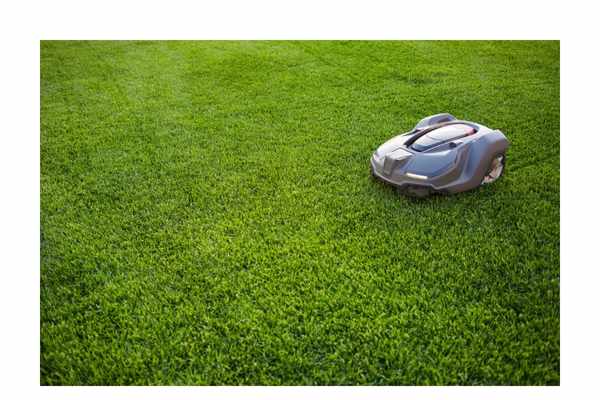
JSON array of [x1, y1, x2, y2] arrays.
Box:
[[371, 114, 509, 195]]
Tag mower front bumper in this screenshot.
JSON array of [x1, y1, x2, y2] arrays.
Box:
[[370, 154, 438, 196]]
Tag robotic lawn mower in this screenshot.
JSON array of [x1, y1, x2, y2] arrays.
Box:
[[371, 113, 509, 197]]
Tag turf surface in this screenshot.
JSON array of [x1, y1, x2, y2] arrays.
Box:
[[40, 41, 560, 385]]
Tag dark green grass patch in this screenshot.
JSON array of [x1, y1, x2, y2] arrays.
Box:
[[40, 41, 559, 385]]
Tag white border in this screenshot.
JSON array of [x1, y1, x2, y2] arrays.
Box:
[[9, 1, 567, 40]]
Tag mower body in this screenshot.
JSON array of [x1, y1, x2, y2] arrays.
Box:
[[370, 113, 509, 197]]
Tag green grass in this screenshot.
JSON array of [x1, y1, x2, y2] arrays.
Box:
[[40, 41, 560, 385]]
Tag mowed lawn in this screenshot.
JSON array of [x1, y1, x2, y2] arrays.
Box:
[[40, 41, 559, 385]]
